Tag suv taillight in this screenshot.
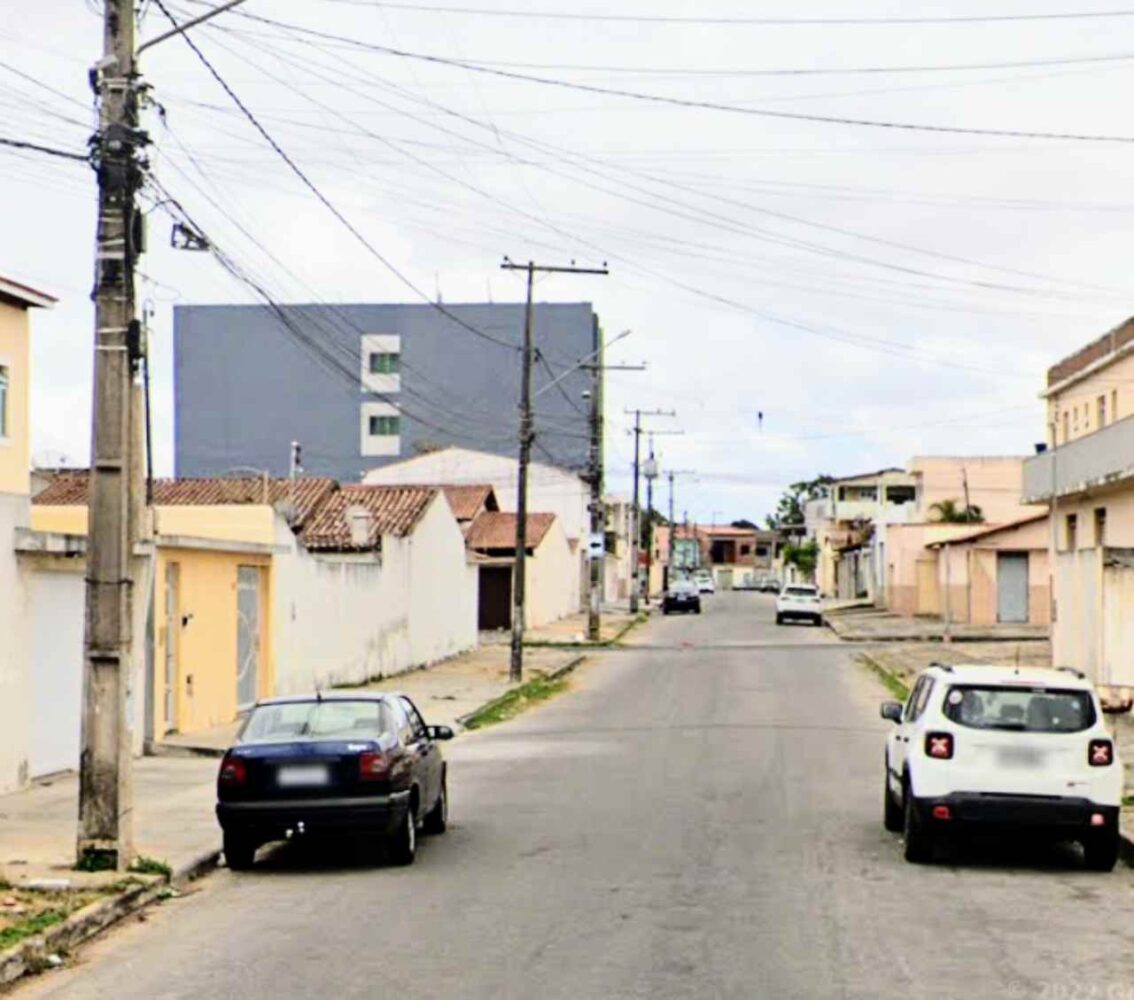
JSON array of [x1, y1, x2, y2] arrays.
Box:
[[219, 754, 247, 784], [359, 751, 390, 781], [925, 732, 954, 760], [1089, 739, 1114, 767]]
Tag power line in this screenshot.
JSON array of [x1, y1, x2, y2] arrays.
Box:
[[302, 1, 1134, 27], [214, 9, 1134, 143], [150, 0, 520, 353], [0, 135, 89, 161], [198, 20, 1127, 309]]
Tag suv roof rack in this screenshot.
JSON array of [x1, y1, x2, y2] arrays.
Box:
[[1056, 666, 1087, 680], [928, 661, 954, 672]]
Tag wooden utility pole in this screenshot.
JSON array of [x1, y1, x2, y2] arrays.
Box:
[[79, 0, 146, 870], [501, 258, 608, 682]]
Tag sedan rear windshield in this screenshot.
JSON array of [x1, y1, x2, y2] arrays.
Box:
[[240, 700, 396, 744], [942, 684, 1096, 733]]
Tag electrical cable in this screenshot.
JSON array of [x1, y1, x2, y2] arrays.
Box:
[[217, 10, 1134, 144], [151, 0, 521, 354]]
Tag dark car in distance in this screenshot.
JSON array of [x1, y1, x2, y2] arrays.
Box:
[[663, 578, 702, 615], [216, 693, 452, 870]]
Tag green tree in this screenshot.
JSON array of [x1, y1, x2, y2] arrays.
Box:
[[929, 499, 984, 524], [782, 539, 820, 580], [766, 475, 834, 529]]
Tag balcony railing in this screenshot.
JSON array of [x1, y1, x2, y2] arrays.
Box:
[[1022, 414, 1134, 502]]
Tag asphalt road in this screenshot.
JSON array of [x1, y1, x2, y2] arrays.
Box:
[[21, 593, 1134, 1000]]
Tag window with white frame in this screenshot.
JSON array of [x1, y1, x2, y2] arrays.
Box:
[[368, 351, 400, 375], [368, 414, 400, 436]]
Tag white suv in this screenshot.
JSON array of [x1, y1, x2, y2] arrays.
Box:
[[775, 584, 823, 626], [881, 663, 1122, 870]]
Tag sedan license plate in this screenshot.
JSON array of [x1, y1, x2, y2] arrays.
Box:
[[276, 764, 330, 788], [997, 747, 1043, 769]]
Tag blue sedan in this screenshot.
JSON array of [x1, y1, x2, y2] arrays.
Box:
[[215, 692, 452, 869]]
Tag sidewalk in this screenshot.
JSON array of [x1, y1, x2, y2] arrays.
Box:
[[478, 605, 641, 647], [826, 606, 1048, 643], [2, 639, 592, 882], [0, 634, 603, 982]]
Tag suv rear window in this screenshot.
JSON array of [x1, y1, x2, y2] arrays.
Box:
[[784, 587, 817, 597], [942, 685, 1095, 733]]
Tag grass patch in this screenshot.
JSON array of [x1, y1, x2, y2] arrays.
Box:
[[129, 856, 172, 879], [0, 886, 109, 952], [0, 909, 67, 951], [464, 675, 570, 731], [857, 652, 910, 701]]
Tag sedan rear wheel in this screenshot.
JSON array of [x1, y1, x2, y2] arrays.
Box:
[[224, 832, 256, 871], [389, 803, 418, 866]]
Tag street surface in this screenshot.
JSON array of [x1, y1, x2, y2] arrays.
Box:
[[21, 593, 1134, 999]]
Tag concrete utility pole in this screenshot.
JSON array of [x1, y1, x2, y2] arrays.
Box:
[[79, 0, 249, 871], [665, 469, 696, 588], [501, 258, 608, 682], [79, 0, 146, 871], [626, 409, 676, 613], [643, 438, 658, 605]]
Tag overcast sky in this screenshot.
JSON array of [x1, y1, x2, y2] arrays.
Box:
[[5, 1, 1134, 523]]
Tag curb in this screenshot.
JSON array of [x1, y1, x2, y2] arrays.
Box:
[[454, 654, 587, 729], [147, 742, 227, 760], [521, 614, 648, 651], [0, 846, 222, 987]]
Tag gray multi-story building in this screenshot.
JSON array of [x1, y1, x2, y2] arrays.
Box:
[[174, 301, 601, 482]]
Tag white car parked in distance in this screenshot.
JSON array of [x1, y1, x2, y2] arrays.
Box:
[[775, 583, 822, 626], [693, 569, 715, 594], [881, 663, 1123, 870]]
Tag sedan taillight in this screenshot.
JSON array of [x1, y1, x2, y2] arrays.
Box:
[[1089, 739, 1114, 767], [925, 732, 954, 760], [219, 754, 247, 784], [359, 750, 390, 781]]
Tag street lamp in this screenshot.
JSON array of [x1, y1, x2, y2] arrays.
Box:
[[643, 448, 659, 605]]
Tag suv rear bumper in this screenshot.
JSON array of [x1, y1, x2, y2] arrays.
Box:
[[914, 793, 1118, 834]]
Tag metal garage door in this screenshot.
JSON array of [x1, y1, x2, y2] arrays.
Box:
[[30, 572, 85, 777], [997, 552, 1029, 624]]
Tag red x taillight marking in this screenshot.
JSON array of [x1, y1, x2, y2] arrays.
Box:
[[928, 736, 951, 758], [1091, 743, 1111, 765]]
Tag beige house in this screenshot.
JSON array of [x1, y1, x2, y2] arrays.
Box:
[[924, 516, 1050, 626], [466, 511, 575, 630], [1022, 316, 1134, 689], [363, 447, 588, 612], [0, 275, 55, 792]]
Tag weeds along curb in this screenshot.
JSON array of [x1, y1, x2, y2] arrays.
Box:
[[0, 848, 222, 987], [856, 651, 911, 702], [456, 655, 587, 730]]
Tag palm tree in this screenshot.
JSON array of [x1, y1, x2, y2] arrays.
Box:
[[929, 498, 984, 524]]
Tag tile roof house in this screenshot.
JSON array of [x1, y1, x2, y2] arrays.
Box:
[[464, 511, 574, 631], [466, 511, 556, 554], [33, 472, 338, 529], [302, 485, 439, 551]]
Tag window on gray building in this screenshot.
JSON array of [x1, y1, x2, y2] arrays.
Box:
[[369, 352, 400, 375], [369, 414, 400, 436]]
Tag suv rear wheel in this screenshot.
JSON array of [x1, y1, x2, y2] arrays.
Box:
[[1082, 830, 1119, 872], [902, 786, 934, 863]]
